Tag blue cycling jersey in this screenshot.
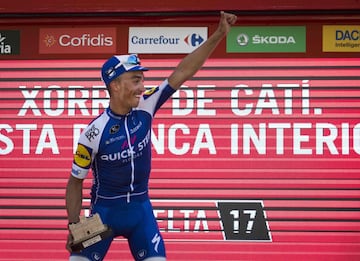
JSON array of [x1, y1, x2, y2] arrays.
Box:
[[71, 79, 176, 203]]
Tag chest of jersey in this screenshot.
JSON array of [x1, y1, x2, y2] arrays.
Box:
[[97, 110, 152, 167]]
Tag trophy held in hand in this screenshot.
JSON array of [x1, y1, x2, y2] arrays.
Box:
[[69, 213, 113, 252]]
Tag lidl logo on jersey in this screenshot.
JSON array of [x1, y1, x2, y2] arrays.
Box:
[[74, 144, 92, 169], [227, 26, 306, 53], [128, 27, 208, 53], [323, 25, 360, 52], [0, 30, 20, 55]]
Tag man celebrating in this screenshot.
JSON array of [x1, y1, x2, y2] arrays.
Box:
[[66, 11, 237, 261]]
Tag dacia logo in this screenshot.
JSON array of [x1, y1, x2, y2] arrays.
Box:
[[184, 33, 204, 47], [0, 30, 20, 55], [336, 30, 359, 41]]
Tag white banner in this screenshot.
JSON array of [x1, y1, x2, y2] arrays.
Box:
[[128, 27, 208, 53]]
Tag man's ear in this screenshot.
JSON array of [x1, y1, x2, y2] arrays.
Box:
[[109, 79, 120, 93]]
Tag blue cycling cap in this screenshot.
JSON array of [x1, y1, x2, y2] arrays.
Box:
[[101, 54, 149, 86]]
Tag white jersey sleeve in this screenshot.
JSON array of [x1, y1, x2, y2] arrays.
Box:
[[71, 113, 109, 179]]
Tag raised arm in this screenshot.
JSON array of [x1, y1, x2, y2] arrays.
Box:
[[168, 11, 237, 90]]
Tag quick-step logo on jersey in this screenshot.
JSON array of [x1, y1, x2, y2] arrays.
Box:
[[101, 130, 151, 163]]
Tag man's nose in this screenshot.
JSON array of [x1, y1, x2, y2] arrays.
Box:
[[139, 83, 146, 92]]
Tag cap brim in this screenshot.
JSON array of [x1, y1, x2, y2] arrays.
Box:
[[127, 65, 149, 72]]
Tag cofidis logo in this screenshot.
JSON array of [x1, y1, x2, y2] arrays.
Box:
[[39, 27, 116, 54], [323, 25, 360, 52], [128, 27, 207, 54]]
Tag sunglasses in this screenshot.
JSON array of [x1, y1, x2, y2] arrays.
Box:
[[123, 54, 141, 66], [117, 54, 141, 68], [105, 54, 141, 78]]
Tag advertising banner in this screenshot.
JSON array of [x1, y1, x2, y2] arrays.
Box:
[[39, 27, 116, 54], [128, 27, 208, 53], [227, 26, 306, 53], [0, 30, 20, 55], [323, 25, 360, 52]]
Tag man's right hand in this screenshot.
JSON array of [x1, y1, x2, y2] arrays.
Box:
[[66, 232, 75, 253]]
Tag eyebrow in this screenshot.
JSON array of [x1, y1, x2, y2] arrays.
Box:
[[130, 74, 144, 81]]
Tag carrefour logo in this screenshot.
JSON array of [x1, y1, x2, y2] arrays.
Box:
[[129, 27, 208, 54], [184, 33, 204, 47], [131, 35, 180, 45]]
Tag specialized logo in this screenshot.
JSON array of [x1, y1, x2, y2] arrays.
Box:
[[0, 30, 20, 55], [74, 144, 92, 168], [39, 27, 116, 54], [227, 26, 306, 53], [151, 233, 161, 253]]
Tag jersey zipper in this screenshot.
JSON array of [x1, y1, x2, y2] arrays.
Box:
[[124, 114, 135, 203]]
